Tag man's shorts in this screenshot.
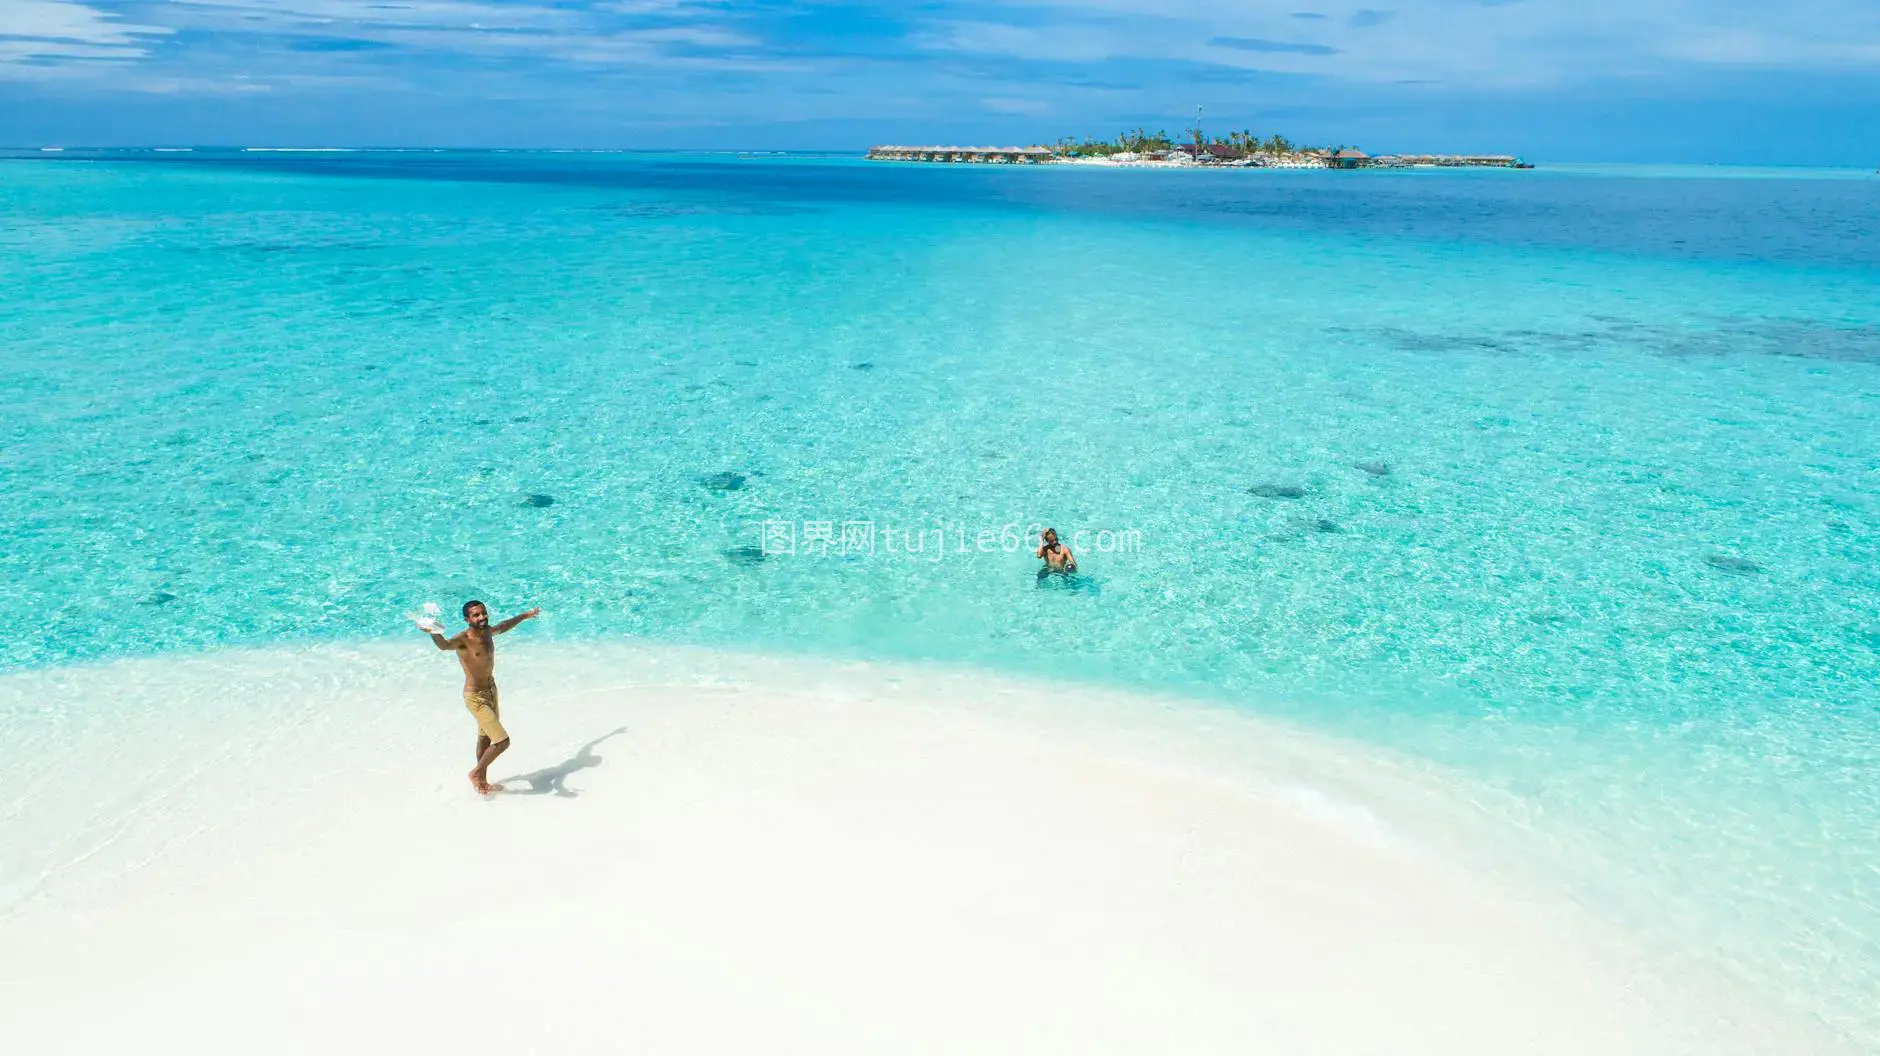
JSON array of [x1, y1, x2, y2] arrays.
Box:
[[464, 686, 508, 742]]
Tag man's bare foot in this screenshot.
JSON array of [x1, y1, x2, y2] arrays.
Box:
[[469, 770, 495, 795]]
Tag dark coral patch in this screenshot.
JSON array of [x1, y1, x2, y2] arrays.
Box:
[[1704, 554, 1762, 575]]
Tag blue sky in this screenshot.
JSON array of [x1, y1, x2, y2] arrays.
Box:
[[2, 0, 1877, 161]]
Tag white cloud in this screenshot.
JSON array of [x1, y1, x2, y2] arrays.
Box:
[[597, 0, 731, 13], [982, 95, 1052, 115], [0, 0, 789, 88], [7, 0, 1879, 96], [142, 0, 770, 64], [916, 20, 1144, 63], [0, 0, 171, 68], [162, 0, 577, 32], [0, 0, 164, 42], [1662, 24, 1880, 66], [918, 0, 1880, 87], [115, 71, 272, 93]]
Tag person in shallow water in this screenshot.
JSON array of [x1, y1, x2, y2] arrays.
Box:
[[420, 600, 541, 795], [1036, 528, 1077, 576]]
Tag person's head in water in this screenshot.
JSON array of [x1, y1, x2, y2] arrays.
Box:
[[462, 600, 490, 629], [1041, 528, 1060, 550]]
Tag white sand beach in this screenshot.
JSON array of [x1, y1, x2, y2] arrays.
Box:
[[0, 643, 1851, 1055], [1063, 153, 1201, 168]]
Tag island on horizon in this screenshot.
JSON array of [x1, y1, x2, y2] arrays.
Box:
[[869, 127, 1531, 169]]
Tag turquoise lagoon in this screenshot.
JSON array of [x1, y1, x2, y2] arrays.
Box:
[[1, 151, 1877, 1044]]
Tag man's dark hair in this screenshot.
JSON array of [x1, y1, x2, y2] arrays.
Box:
[[463, 599, 486, 620]]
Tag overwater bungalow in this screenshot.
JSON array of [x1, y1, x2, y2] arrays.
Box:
[[866, 145, 1056, 164], [1369, 153, 1531, 169]]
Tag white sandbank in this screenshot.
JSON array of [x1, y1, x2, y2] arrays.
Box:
[[0, 643, 1850, 1055]]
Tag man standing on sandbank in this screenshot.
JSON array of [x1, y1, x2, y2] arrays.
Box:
[[420, 600, 540, 794]]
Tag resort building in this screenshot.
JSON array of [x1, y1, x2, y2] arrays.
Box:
[[1266, 153, 1329, 169]]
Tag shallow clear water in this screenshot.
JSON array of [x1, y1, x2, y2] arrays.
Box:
[[3, 150, 1878, 1043]]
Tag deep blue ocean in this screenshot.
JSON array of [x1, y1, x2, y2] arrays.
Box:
[[2, 149, 1876, 1044]]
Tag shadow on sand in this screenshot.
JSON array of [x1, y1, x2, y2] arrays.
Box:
[[497, 727, 628, 798]]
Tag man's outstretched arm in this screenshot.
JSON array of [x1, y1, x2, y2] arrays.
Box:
[[492, 608, 542, 635], [426, 630, 462, 651]]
